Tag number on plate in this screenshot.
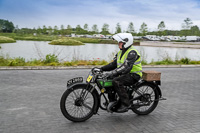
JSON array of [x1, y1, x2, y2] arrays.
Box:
[[67, 77, 83, 87]]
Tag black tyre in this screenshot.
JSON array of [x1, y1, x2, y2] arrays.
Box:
[[60, 85, 98, 122], [131, 82, 159, 115]]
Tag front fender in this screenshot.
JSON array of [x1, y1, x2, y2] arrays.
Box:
[[67, 82, 100, 114], [67, 82, 88, 90]]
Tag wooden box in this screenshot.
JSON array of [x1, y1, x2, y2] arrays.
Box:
[[142, 70, 161, 81]]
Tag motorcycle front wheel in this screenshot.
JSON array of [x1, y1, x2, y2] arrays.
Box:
[[60, 85, 98, 122], [131, 82, 159, 115]]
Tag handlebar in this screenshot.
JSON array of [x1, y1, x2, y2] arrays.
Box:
[[91, 67, 103, 75], [91, 67, 111, 79]]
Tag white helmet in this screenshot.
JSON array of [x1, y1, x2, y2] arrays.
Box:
[[112, 33, 133, 49]]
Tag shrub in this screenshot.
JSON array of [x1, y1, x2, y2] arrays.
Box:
[[0, 56, 9, 66], [8, 57, 26, 66], [63, 61, 73, 66], [43, 54, 59, 64], [141, 60, 148, 65], [180, 58, 191, 64], [27, 59, 43, 66]]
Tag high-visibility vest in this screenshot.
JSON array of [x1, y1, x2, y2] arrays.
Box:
[[117, 46, 142, 77]]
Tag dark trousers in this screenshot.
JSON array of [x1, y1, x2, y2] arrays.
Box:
[[111, 73, 140, 106]]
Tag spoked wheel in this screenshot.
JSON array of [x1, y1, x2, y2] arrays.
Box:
[[131, 82, 159, 115], [60, 86, 98, 122], [99, 93, 109, 110]]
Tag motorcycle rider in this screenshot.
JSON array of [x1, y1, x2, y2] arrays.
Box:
[[99, 33, 143, 112]]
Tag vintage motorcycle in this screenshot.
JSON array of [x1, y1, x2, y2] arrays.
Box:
[[60, 68, 165, 122]]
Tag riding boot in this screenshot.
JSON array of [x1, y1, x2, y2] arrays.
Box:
[[108, 90, 116, 102], [117, 104, 129, 112], [113, 80, 130, 112]]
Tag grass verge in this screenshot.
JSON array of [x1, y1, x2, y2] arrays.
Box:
[[149, 57, 200, 65], [0, 36, 16, 43], [49, 38, 84, 45], [0, 55, 200, 67], [0, 33, 119, 44], [0, 54, 108, 66]]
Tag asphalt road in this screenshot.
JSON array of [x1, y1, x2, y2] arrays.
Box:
[[0, 68, 200, 133]]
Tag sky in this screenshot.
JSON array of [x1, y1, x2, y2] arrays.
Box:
[[0, 0, 200, 33]]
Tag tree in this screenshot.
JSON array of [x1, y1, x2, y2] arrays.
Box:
[[53, 25, 59, 35], [42, 25, 47, 34], [83, 24, 89, 31], [67, 25, 72, 29], [101, 23, 110, 35], [158, 21, 165, 31], [115, 23, 122, 33], [60, 25, 64, 30], [60, 25, 65, 35], [139, 22, 148, 36], [91, 24, 98, 33], [190, 25, 200, 36], [32, 27, 37, 34], [37, 26, 42, 34], [182, 18, 193, 30], [13, 25, 19, 33], [0, 19, 15, 33], [127, 22, 135, 34], [76, 25, 82, 34], [66, 25, 72, 35], [158, 21, 166, 36], [47, 26, 53, 35]]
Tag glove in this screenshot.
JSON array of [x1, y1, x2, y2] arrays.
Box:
[[104, 70, 117, 78], [104, 71, 113, 78]]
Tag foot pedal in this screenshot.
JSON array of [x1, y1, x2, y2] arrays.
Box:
[[159, 97, 167, 100]]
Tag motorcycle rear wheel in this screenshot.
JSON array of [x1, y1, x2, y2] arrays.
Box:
[[60, 86, 98, 122], [131, 82, 159, 115]]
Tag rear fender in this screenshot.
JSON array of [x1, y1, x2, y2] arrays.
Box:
[[137, 80, 162, 98], [148, 81, 162, 98], [67, 83, 100, 114]]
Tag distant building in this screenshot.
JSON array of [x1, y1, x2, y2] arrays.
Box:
[[93, 34, 105, 38], [186, 36, 200, 42], [71, 34, 76, 37]]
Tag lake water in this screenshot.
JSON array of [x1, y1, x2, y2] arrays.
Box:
[[0, 40, 200, 63]]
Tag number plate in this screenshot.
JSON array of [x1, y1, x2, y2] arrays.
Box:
[[67, 77, 83, 87], [86, 75, 93, 83]]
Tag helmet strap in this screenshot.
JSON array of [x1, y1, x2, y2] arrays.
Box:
[[122, 43, 125, 50]]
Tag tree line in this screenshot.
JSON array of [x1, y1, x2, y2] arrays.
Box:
[[0, 18, 200, 36]]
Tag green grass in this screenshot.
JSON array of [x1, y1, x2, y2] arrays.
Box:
[[0, 54, 200, 67], [0, 33, 59, 41], [63, 60, 108, 66], [0, 33, 118, 44], [0, 36, 16, 43], [49, 38, 84, 45], [148, 57, 200, 65], [0, 54, 108, 66], [14, 36, 58, 41]]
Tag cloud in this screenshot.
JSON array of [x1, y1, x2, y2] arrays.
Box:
[[0, 0, 200, 32]]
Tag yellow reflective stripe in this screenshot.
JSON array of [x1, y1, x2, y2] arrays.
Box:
[[133, 70, 142, 73], [117, 51, 122, 60]]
